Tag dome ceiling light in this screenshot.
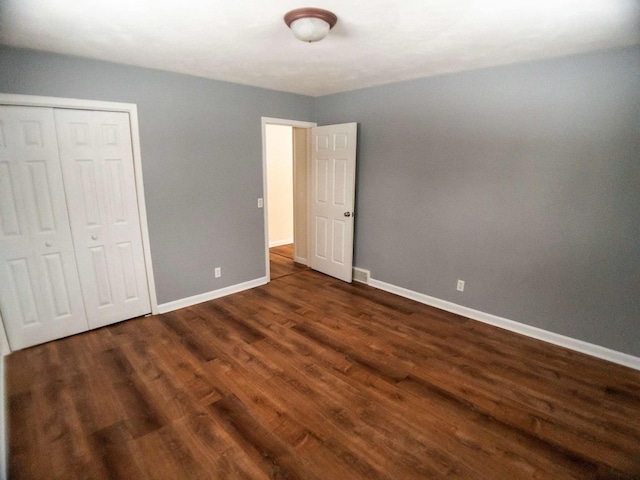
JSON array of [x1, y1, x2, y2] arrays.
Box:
[[284, 8, 338, 43]]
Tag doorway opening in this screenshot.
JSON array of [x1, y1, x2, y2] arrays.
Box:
[[261, 117, 315, 282]]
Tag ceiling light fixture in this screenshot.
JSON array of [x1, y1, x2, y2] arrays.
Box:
[[284, 8, 338, 43]]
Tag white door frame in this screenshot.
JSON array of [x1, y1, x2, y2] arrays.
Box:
[[0, 94, 160, 339], [261, 117, 316, 282]]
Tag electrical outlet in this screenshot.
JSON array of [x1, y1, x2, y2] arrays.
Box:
[[215, 267, 221, 278], [257, 198, 264, 208], [456, 279, 465, 292]]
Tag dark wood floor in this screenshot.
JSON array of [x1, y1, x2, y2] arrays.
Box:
[[270, 243, 308, 280], [6, 267, 640, 479]]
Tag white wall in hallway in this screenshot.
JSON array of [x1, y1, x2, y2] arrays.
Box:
[[266, 124, 293, 247]]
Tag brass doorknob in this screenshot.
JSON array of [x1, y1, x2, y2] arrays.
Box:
[[344, 212, 351, 217]]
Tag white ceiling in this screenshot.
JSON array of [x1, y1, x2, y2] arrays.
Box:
[[1, 0, 639, 97]]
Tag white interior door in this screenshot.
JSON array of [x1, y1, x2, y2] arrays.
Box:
[[0, 106, 88, 349], [310, 123, 357, 282], [55, 109, 151, 330]]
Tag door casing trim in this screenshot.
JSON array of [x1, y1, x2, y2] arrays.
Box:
[[261, 117, 316, 282]]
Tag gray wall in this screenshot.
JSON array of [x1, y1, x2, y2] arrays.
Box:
[[2, 45, 638, 357], [313, 47, 640, 356], [0, 46, 312, 304]]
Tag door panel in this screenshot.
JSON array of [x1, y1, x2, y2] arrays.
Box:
[[316, 158, 328, 203], [42, 252, 73, 317], [90, 245, 114, 306], [27, 161, 57, 231], [106, 159, 127, 222], [332, 219, 345, 263], [55, 109, 151, 329], [334, 158, 347, 205], [116, 241, 139, 299], [315, 216, 328, 258], [0, 106, 88, 349], [76, 159, 101, 225], [7, 259, 38, 325], [310, 123, 357, 282], [0, 162, 21, 235]]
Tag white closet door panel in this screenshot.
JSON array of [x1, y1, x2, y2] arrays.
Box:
[[0, 106, 88, 349], [55, 109, 150, 329]]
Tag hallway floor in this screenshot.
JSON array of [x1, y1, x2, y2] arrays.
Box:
[[269, 244, 308, 280]]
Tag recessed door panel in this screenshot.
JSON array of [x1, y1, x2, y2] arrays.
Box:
[[27, 161, 56, 232], [316, 158, 329, 204], [90, 246, 113, 307], [315, 216, 328, 259], [21, 121, 43, 147], [71, 122, 90, 146], [8, 258, 39, 326], [106, 159, 127, 224], [117, 242, 139, 300], [102, 124, 119, 146], [77, 159, 101, 226], [0, 161, 21, 236], [316, 134, 329, 151], [42, 253, 72, 318], [334, 133, 348, 150], [333, 158, 347, 207]]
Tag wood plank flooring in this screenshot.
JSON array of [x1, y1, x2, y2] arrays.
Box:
[[6, 268, 640, 479], [270, 244, 295, 260], [270, 244, 308, 280]]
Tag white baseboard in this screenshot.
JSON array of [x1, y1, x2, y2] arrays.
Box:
[[157, 276, 268, 314], [269, 238, 293, 248], [352, 267, 370, 284], [367, 277, 640, 371]]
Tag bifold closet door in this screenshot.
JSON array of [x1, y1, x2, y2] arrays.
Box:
[[0, 106, 89, 350], [55, 109, 151, 330]]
